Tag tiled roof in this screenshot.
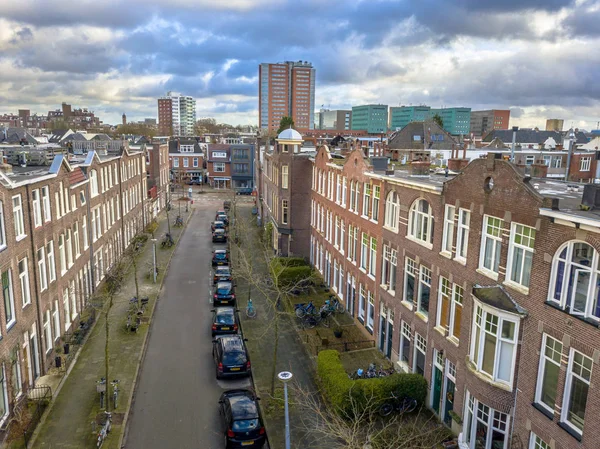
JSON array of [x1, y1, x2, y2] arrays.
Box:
[[69, 167, 86, 184]]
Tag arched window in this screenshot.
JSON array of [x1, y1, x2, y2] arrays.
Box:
[[89, 169, 99, 197], [549, 241, 600, 320], [408, 199, 433, 244], [384, 191, 399, 231]]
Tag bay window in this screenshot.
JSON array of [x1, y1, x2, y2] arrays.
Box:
[[463, 391, 509, 449], [469, 303, 519, 387], [548, 241, 600, 321]]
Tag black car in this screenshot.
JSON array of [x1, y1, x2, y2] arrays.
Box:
[[223, 201, 231, 211], [212, 335, 251, 379], [211, 307, 239, 336], [216, 213, 229, 225], [219, 389, 266, 448], [212, 228, 227, 243], [212, 249, 230, 266], [213, 265, 233, 284], [213, 281, 235, 306], [211, 221, 226, 231]]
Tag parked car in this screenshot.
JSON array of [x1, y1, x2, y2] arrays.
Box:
[[212, 335, 251, 379], [213, 281, 236, 306], [216, 209, 227, 217], [211, 221, 227, 231], [219, 389, 266, 448], [212, 228, 227, 243], [213, 265, 233, 284], [216, 213, 229, 225], [211, 307, 239, 336], [212, 249, 230, 266], [236, 187, 253, 195], [223, 200, 231, 211]]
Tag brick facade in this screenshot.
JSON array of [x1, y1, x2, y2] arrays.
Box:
[[305, 146, 600, 449]]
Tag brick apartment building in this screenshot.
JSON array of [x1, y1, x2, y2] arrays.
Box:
[[260, 129, 312, 256], [0, 145, 151, 427], [147, 142, 170, 211], [288, 145, 600, 449], [168, 138, 205, 185], [206, 144, 232, 189]]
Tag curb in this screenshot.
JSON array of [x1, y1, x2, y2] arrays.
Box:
[[119, 208, 195, 448]]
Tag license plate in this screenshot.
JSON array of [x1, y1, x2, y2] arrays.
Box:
[[218, 261, 225, 265], [241, 441, 254, 446], [221, 327, 230, 330], [230, 367, 240, 371]]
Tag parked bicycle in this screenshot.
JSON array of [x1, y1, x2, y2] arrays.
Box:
[[324, 296, 345, 314], [378, 393, 418, 417], [161, 233, 174, 248], [96, 411, 112, 447], [129, 296, 149, 314], [246, 298, 257, 318], [301, 310, 330, 329], [111, 380, 120, 409], [174, 215, 184, 227], [96, 378, 106, 409], [295, 301, 315, 318]]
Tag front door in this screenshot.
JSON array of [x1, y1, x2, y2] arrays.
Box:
[[443, 360, 456, 426], [431, 350, 443, 415], [379, 314, 386, 352], [386, 320, 393, 359]]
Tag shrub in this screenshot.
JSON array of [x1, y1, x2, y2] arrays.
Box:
[[317, 350, 428, 416], [272, 257, 308, 268]]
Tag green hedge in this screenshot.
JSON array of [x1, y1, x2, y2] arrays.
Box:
[[317, 350, 428, 416], [272, 257, 308, 268], [270, 257, 312, 287]]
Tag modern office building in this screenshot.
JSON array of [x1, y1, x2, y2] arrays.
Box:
[[258, 61, 316, 132], [157, 92, 197, 136], [316, 109, 352, 131], [351, 104, 388, 134], [390, 106, 432, 131], [469, 110, 510, 137], [546, 119, 564, 132], [429, 107, 471, 136]]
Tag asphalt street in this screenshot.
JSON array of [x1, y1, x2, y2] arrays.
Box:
[[125, 195, 252, 449]]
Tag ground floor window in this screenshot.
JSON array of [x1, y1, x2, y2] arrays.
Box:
[[463, 391, 509, 449], [528, 433, 550, 449], [0, 365, 8, 423], [400, 321, 411, 366]]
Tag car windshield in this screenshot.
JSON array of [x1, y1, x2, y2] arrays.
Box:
[[216, 313, 234, 325], [215, 252, 227, 259], [223, 351, 246, 365], [217, 283, 232, 294], [232, 419, 259, 431]]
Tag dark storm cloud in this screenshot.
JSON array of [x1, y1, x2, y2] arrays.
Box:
[[562, 7, 600, 37], [9, 27, 33, 44]]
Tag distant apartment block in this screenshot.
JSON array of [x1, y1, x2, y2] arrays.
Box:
[[429, 107, 471, 136], [546, 119, 564, 132], [469, 110, 510, 137], [390, 106, 431, 131], [351, 104, 388, 134], [258, 61, 316, 132], [316, 109, 352, 131], [158, 92, 196, 136]]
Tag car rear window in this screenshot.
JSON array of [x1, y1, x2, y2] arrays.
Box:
[[215, 252, 227, 259], [216, 313, 234, 325], [217, 284, 232, 294], [223, 351, 246, 365], [214, 229, 225, 235], [232, 419, 259, 431]]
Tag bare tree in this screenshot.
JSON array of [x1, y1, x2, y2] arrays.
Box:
[[229, 204, 316, 395], [293, 383, 452, 449]]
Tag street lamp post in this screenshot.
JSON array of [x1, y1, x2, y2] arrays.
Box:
[[151, 238, 158, 283], [278, 371, 293, 449]]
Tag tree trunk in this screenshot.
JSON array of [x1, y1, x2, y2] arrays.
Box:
[[104, 295, 112, 412], [132, 256, 140, 307]]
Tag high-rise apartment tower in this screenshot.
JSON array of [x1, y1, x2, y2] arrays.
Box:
[[259, 61, 316, 132], [158, 91, 197, 136]]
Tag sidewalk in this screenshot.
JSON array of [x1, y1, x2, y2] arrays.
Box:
[[28, 207, 192, 449], [234, 203, 323, 449]]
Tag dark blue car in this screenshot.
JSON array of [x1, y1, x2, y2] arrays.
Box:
[[214, 281, 236, 306]]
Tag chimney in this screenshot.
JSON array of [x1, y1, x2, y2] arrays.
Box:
[[581, 185, 600, 210]]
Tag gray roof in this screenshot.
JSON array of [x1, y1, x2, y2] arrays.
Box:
[[388, 121, 459, 150], [472, 286, 527, 315], [483, 129, 588, 145]]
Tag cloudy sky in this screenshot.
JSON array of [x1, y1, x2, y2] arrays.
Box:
[[1, 0, 599, 129]]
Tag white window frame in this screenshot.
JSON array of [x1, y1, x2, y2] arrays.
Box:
[[403, 257, 417, 307], [18, 258, 31, 307], [384, 191, 399, 232], [2, 270, 16, 329], [82, 217, 89, 250], [360, 233, 369, 271], [506, 223, 536, 289], [469, 301, 519, 388], [382, 245, 397, 294], [183, 158, 189, 168], [53, 300, 60, 342], [32, 189, 42, 228], [479, 215, 503, 278], [442, 204, 455, 255], [366, 291, 375, 331], [455, 208, 470, 262], [342, 177, 347, 207], [41, 186, 51, 222], [47, 241, 56, 283], [372, 185, 380, 222], [214, 162, 225, 173], [417, 266, 431, 318], [90, 169, 99, 197], [44, 310, 52, 355], [399, 321, 411, 368], [282, 199, 289, 225], [358, 284, 366, 321], [413, 333, 426, 375], [580, 156, 591, 172], [173, 158, 179, 168], [0, 201, 6, 251], [339, 220, 345, 255], [534, 333, 562, 414], [58, 234, 66, 275], [37, 247, 48, 291], [408, 199, 433, 246], [528, 433, 550, 449], [560, 348, 592, 435], [462, 391, 510, 449], [282, 165, 288, 189], [12, 195, 26, 241], [362, 183, 371, 217]]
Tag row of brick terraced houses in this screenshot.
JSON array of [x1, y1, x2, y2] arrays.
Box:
[[259, 129, 600, 449], [0, 143, 170, 427]]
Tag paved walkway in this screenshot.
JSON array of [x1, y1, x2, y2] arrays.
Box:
[[234, 203, 324, 449], [30, 207, 191, 449]]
